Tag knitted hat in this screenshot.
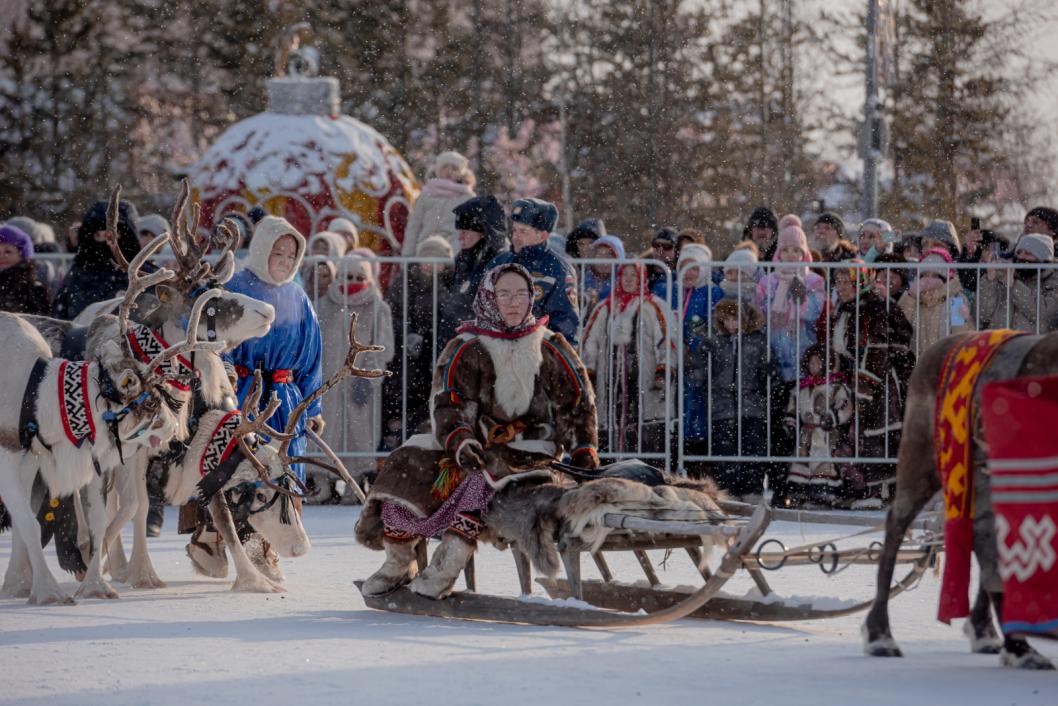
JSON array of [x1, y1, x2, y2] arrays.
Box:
[[1025, 207, 1058, 237], [0, 224, 34, 262], [746, 206, 778, 233], [429, 151, 470, 176], [920, 247, 953, 280], [565, 218, 605, 257], [349, 246, 381, 279], [511, 197, 559, 233], [4, 216, 54, 245], [774, 225, 811, 262], [725, 248, 758, 267], [778, 214, 802, 229], [814, 211, 845, 236], [652, 226, 678, 245], [1014, 233, 1055, 262], [136, 213, 170, 238], [913, 219, 960, 253], [415, 233, 454, 260]]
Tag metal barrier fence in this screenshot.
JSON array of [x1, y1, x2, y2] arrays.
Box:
[[32, 251, 1058, 485]]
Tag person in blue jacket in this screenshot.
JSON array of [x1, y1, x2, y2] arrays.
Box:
[[224, 215, 324, 485], [487, 198, 580, 345]]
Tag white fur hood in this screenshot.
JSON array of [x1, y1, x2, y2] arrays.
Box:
[[244, 216, 306, 285]]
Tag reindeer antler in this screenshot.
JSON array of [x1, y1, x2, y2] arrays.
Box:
[[278, 314, 390, 491], [233, 371, 304, 498], [167, 178, 217, 289], [103, 185, 133, 272], [116, 233, 177, 349]]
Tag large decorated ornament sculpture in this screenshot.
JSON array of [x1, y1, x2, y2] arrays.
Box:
[[189, 24, 418, 257]]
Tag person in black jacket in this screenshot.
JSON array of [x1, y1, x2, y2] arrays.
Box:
[[52, 198, 142, 320], [440, 195, 507, 342], [0, 224, 50, 315]]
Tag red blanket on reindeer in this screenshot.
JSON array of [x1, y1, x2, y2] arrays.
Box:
[[981, 375, 1058, 639]]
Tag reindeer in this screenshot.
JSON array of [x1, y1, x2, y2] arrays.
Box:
[[862, 332, 1056, 670], [21, 183, 275, 589], [175, 316, 387, 592], [0, 238, 222, 605]]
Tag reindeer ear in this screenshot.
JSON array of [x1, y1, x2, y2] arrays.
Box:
[[117, 369, 142, 397]]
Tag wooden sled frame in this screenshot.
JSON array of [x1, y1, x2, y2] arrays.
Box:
[[358, 502, 940, 628]]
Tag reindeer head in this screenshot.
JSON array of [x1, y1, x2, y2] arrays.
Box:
[[106, 182, 276, 352]]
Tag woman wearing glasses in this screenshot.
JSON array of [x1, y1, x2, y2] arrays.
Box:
[[356, 263, 599, 600]]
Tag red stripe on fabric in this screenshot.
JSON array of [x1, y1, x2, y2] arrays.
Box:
[[58, 361, 76, 444], [199, 409, 241, 477], [81, 362, 95, 444]]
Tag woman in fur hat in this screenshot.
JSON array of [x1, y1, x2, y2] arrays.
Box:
[[581, 262, 673, 454], [402, 151, 477, 257], [356, 263, 599, 600], [306, 255, 394, 504]]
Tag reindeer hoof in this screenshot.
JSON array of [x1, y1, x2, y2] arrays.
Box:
[[76, 580, 119, 600], [29, 587, 76, 605], [231, 573, 285, 594], [1001, 648, 1056, 670], [127, 572, 167, 590], [862, 625, 903, 657]]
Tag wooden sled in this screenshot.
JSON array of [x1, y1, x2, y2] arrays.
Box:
[[358, 501, 939, 627]]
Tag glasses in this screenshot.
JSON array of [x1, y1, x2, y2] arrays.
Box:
[[652, 241, 674, 251], [495, 291, 531, 304]]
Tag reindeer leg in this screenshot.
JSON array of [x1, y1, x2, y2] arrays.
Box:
[[0, 458, 74, 605], [963, 585, 1001, 654], [1, 527, 32, 598], [208, 494, 284, 593], [862, 397, 940, 657], [103, 465, 140, 582], [123, 463, 165, 588], [75, 475, 119, 599]]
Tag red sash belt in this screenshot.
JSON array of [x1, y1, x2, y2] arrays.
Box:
[[234, 365, 294, 384]]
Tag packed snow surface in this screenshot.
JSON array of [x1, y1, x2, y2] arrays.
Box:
[[1, 506, 1055, 706]]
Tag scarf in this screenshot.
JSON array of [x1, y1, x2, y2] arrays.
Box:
[[456, 263, 548, 339], [611, 263, 648, 313], [327, 259, 378, 307]]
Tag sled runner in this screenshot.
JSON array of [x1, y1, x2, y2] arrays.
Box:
[[359, 493, 940, 627]]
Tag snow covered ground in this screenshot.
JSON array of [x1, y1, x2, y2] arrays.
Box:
[[1, 505, 1055, 706]]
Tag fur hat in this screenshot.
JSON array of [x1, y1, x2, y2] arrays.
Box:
[[416, 233, 454, 260], [307, 231, 347, 258], [136, 213, 170, 238], [814, 211, 845, 236], [746, 206, 778, 233], [725, 248, 758, 268], [1014, 233, 1055, 262], [713, 298, 764, 334], [0, 224, 34, 262], [245, 215, 306, 285], [511, 198, 559, 233], [454, 195, 507, 249], [1025, 207, 1058, 237]]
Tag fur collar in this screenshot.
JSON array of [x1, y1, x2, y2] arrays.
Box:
[[476, 328, 547, 418]]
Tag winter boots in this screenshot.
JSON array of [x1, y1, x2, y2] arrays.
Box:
[[408, 533, 475, 600], [361, 538, 420, 596], [186, 527, 229, 579]]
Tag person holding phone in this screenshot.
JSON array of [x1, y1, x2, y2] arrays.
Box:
[[978, 232, 1058, 333], [898, 248, 973, 356]]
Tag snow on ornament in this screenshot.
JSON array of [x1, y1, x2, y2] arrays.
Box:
[[189, 24, 418, 262]]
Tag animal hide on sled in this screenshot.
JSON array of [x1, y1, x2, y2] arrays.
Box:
[[483, 475, 727, 577]]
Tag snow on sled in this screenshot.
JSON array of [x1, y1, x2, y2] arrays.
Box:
[[357, 461, 940, 627]]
